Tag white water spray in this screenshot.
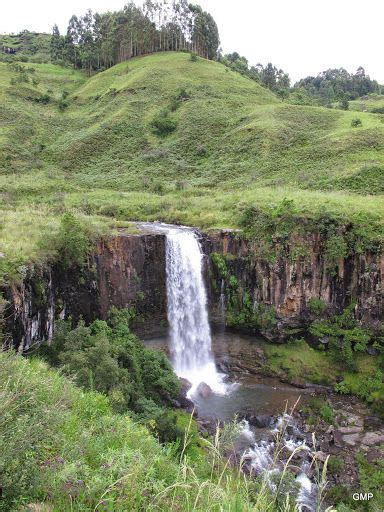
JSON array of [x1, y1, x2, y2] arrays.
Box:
[[165, 226, 226, 394]]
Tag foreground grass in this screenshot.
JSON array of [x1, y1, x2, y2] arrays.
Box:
[[0, 350, 284, 512]]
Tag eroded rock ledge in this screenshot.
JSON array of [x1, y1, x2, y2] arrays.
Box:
[[1, 227, 383, 351], [205, 229, 383, 337]]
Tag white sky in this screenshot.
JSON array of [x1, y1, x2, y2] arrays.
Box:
[[1, 0, 383, 84]]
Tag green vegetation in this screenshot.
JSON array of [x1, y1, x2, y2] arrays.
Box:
[[0, 31, 51, 63], [50, 2, 219, 72], [0, 347, 311, 511], [327, 456, 344, 475], [303, 397, 335, 425], [0, 52, 383, 284], [263, 337, 337, 385], [210, 252, 277, 331], [351, 117, 362, 127], [262, 331, 384, 415], [349, 93, 384, 114], [294, 67, 380, 106], [355, 452, 384, 511], [36, 309, 181, 421], [262, 304, 384, 413]]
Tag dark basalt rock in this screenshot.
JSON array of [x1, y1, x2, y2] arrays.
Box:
[[2, 233, 168, 351], [196, 382, 213, 399], [246, 414, 273, 429], [205, 230, 383, 340], [2, 227, 383, 350]]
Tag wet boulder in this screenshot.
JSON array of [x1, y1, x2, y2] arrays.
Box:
[[179, 377, 192, 394], [196, 382, 213, 398], [176, 377, 195, 411], [248, 414, 273, 429]]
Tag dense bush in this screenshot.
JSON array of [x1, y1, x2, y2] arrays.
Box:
[[55, 212, 91, 269], [37, 308, 180, 417], [309, 304, 372, 370], [351, 117, 362, 127], [150, 109, 177, 136]]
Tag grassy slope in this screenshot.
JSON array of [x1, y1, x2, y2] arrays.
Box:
[[1, 350, 270, 511], [350, 93, 384, 113], [0, 52, 383, 279], [0, 31, 51, 61]]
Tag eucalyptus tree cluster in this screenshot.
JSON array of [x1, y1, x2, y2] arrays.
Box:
[[50, 1, 220, 73]]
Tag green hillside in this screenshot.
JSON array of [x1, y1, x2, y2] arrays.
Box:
[[1, 52, 383, 282], [349, 93, 384, 114], [0, 31, 51, 62], [1, 349, 275, 511]]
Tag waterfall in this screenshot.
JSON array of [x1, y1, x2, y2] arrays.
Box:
[[165, 226, 225, 394]]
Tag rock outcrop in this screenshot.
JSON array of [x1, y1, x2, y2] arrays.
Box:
[[1, 233, 167, 351], [204, 230, 383, 336], [1, 227, 382, 350]]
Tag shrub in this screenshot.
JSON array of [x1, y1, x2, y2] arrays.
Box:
[[36, 310, 181, 416], [58, 98, 69, 111], [55, 212, 91, 270], [328, 455, 344, 474], [190, 52, 198, 62], [150, 110, 177, 136], [35, 92, 50, 104], [307, 298, 327, 316], [324, 233, 348, 267], [351, 117, 362, 127], [305, 397, 334, 424]]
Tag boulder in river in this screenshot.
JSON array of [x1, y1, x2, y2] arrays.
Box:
[[176, 377, 195, 411], [179, 377, 192, 393], [196, 382, 213, 398], [248, 414, 273, 429]]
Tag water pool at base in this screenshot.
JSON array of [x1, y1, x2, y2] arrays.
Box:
[[144, 330, 308, 422]]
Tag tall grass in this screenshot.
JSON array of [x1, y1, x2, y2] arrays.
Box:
[[0, 351, 338, 511]]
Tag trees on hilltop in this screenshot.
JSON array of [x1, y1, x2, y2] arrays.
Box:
[[50, 1, 220, 73]]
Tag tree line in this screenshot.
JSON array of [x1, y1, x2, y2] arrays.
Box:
[[219, 52, 381, 105], [219, 52, 290, 98], [50, 1, 220, 73]]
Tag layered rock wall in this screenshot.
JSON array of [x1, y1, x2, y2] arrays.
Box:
[[2, 233, 167, 351], [1, 228, 382, 350], [205, 230, 383, 334]]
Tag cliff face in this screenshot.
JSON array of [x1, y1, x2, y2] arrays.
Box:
[[2, 233, 167, 352], [204, 230, 383, 337], [1, 228, 382, 351]]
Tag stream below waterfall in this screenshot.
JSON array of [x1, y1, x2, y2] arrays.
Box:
[[139, 222, 318, 510], [145, 331, 317, 511]]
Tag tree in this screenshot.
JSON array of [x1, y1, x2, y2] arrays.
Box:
[[50, 24, 64, 62], [66, 15, 80, 67], [294, 67, 380, 105]]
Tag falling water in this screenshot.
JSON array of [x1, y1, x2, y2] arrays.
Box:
[[219, 279, 226, 328], [165, 226, 226, 394]]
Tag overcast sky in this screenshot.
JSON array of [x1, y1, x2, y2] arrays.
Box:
[[1, 0, 383, 83]]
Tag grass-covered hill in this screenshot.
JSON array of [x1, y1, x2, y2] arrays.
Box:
[[1, 52, 383, 282], [349, 93, 384, 114], [0, 31, 51, 62]]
